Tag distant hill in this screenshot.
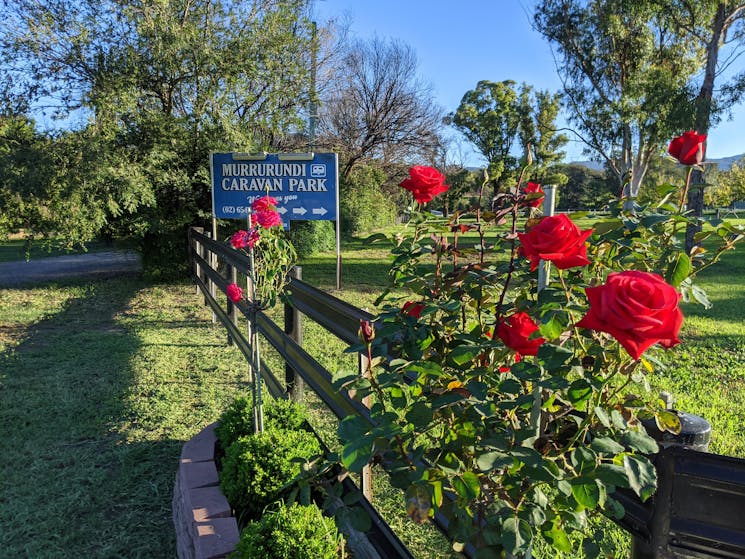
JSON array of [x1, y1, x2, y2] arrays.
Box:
[[567, 160, 604, 172], [568, 153, 745, 172], [708, 154, 744, 170]]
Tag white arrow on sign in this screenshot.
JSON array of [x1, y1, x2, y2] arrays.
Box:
[[312, 207, 328, 216], [292, 207, 307, 216], [276, 206, 288, 214]]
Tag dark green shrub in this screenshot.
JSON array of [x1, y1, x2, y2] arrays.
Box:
[[288, 220, 335, 258], [220, 428, 321, 521], [232, 503, 340, 559], [263, 398, 309, 432], [215, 397, 310, 451], [215, 397, 253, 450], [141, 228, 191, 280], [340, 164, 397, 236]]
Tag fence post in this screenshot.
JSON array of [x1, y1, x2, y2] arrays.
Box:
[[196, 229, 210, 305], [226, 264, 238, 346], [284, 267, 305, 401], [204, 232, 217, 323], [191, 227, 204, 296], [359, 350, 373, 502]]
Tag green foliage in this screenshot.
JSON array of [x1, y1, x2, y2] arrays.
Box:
[[0, 0, 315, 272], [289, 221, 336, 258], [340, 165, 397, 236], [441, 166, 477, 214], [556, 164, 615, 210], [534, 0, 699, 198], [449, 80, 566, 195], [706, 161, 745, 207], [215, 397, 310, 451], [449, 80, 522, 191], [335, 179, 745, 556], [233, 502, 340, 559], [220, 428, 321, 521]]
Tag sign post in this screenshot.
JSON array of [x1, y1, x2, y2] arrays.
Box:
[[210, 152, 341, 288]]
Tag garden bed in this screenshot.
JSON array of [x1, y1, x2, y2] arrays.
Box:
[[172, 423, 239, 559]]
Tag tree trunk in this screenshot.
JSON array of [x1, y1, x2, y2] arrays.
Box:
[[686, 3, 726, 253]]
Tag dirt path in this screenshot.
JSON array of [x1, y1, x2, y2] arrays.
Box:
[[0, 251, 142, 287]]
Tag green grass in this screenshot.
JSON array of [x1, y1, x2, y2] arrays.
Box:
[[2, 221, 744, 558], [0, 278, 249, 558]]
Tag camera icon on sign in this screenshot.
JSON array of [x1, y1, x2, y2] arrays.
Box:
[[310, 164, 326, 178]]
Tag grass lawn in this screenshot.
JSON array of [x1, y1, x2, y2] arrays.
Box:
[[1, 220, 743, 558], [0, 278, 250, 557]]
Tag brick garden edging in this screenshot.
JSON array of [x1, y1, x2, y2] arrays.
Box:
[[172, 423, 239, 559]]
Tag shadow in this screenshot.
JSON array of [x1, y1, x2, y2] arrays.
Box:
[[0, 277, 214, 557]]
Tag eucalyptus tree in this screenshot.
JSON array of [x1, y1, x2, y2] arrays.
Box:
[[534, 0, 698, 202], [449, 80, 522, 195], [449, 80, 566, 196], [517, 87, 569, 184], [0, 0, 315, 273], [654, 0, 745, 249]]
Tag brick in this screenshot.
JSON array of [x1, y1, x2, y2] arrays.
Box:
[[190, 486, 232, 522], [194, 518, 240, 559], [181, 424, 218, 464], [180, 460, 219, 490]]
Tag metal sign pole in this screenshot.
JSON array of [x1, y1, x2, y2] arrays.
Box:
[[335, 154, 341, 290], [532, 185, 557, 437], [246, 208, 264, 434]]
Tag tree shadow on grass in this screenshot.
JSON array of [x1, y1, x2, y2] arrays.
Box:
[[0, 277, 234, 558]]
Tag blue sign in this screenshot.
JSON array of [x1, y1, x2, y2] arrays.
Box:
[[210, 152, 338, 222]]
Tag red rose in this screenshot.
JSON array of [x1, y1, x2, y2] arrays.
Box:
[[522, 182, 545, 208], [226, 283, 243, 303], [497, 312, 545, 356], [576, 271, 683, 360], [230, 229, 259, 249], [518, 214, 593, 272], [252, 196, 278, 212], [252, 209, 282, 228], [668, 131, 706, 166], [402, 301, 425, 318], [400, 165, 449, 204]]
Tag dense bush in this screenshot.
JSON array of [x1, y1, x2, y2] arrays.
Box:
[[340, 165, 397, 236], [232, 502, 340, 559], [288, 220, 336, 258], [215, 397, 310, 451], [220, 428, 321, 521]]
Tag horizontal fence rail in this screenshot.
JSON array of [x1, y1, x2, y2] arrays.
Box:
[[188, 226, 745, 559]]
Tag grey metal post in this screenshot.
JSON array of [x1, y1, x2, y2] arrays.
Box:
[[532, 185, 557, 437], [359, 350, 373, 502], [247, 208, 264, 433]]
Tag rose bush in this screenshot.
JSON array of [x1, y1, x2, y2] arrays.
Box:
[[332, 138, 744, 557], [225, 195, 296, 309]]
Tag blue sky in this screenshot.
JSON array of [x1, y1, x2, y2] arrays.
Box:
[[313, 0, 745, 165]]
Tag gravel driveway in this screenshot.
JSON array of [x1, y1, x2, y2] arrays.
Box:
[[0, 251, 142, 287]]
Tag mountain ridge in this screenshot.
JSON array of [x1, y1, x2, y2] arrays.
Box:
[[568, 153, 744, 172]]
